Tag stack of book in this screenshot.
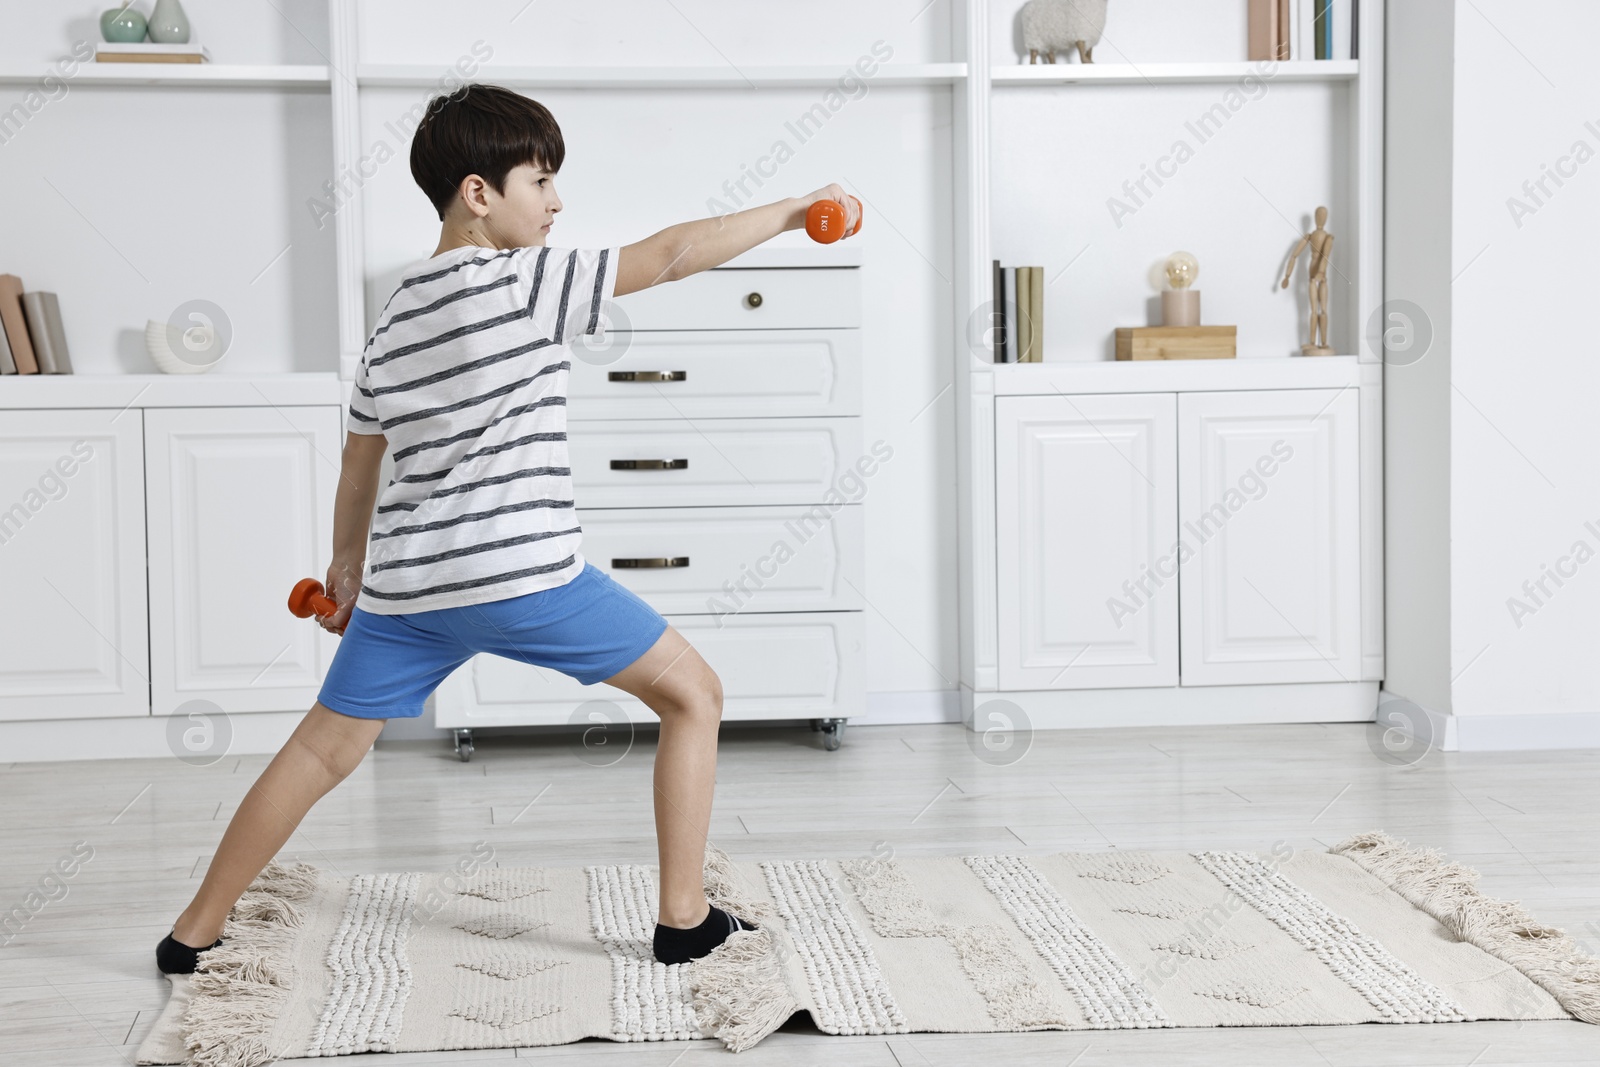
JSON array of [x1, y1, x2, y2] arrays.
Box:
[[991, 260, 1044, 363], [1248, 0, 1357, 61], [95, 42, 212, 64], [0, 275, 74, 375]]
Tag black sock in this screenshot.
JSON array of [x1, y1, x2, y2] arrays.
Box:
[[156, 929, 224, 975], [653, 904, 757, 965]]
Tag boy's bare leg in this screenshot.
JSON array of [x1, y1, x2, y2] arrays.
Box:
[[169, 703, 385, 946], [601, 626, 723, 927]]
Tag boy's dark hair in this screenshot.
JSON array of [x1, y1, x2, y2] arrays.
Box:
[[409, 83, 565, 221]]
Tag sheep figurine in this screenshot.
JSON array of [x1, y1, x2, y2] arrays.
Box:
[[1021, 0, 1107, 63]]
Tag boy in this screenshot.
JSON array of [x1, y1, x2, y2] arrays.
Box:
[[156, 83, 858, 972]]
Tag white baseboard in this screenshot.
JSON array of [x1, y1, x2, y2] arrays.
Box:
[[960, 681, 1379, 730], [860, 689, 963, 724], [0, 691, 965, 763], [1377, 689, 1600, 752], [0, 711, 306, 764]]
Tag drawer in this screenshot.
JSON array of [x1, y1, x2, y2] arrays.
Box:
[[568, 329, 861, 420], [434, 610, 864, 726], [612, 267, 861, 330], [578, 504, 864, 614], [568, 416, 862, 508]]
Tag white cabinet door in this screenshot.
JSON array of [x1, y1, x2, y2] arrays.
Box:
[[1178, 388, 1360, 686], [144, 406, 341, 715], [996, 393, 1178, 689], [0, 409, 148, 721]]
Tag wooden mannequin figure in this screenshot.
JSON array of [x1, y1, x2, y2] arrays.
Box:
[[1281, 205, 1335, 355]]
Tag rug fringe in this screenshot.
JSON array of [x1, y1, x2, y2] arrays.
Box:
[[1332, 831, 1600, 1024], [689, 844, 799, 1052], [181, 859, 320, 1067]]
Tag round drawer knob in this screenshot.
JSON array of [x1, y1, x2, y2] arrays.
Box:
[[744, 291, 763, 309]]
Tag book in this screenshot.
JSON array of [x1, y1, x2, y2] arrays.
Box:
[[1016, 266, 1033, 363], [1028, 265, 1043, 362], [95, 42, 212, 64], [1314, 0, 1332, 60], [0, 311, 14, 373], [1334, 0, 1353, 60], [1294, 0, 1314, 60], [985, 257, 998, 363], [1351, 0, 1359, 60], [21, 291, 73, 374], [0, 274, 38, 374], [1248, 0, 1291, 61], [1002, 266, 1018, 363]]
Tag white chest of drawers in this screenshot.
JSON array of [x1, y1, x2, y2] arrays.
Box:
[[434, 246, 867, 756]]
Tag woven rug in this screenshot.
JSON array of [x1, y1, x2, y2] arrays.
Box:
[[135, 832, 1598, 1065]]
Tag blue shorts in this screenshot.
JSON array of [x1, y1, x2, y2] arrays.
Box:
[[316, 560, 670, 719]]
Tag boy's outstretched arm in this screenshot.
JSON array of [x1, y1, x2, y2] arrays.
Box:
[[614, 183, 857, 297]]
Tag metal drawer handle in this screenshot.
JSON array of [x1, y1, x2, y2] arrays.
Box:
[[608, 370, 686, 382], [612, 557, 690, 569], [609, 458, 688, 470], [745, 292, 763, 309]]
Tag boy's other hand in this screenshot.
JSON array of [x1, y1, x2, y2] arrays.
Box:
[[321, 558, 363, 635], [803, 183, 859, 239]]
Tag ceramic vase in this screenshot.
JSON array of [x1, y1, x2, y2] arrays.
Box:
[[146, 0, 191, 44], [99, 3, 147, 43]]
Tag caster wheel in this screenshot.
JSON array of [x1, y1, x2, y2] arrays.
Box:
[[453, 729, 474, 763], [818, 718, 845, 751]]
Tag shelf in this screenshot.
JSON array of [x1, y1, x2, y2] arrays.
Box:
[[0, 64, 332, 88], [358, 63, 967, 89], [0, 372, 344, 409], [984, 355, 1363, 395], [991, 60, 1358, 86]]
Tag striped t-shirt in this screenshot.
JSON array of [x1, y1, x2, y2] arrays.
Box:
[[346, 243, 620, 615]]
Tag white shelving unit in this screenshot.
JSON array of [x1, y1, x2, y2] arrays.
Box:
[[357, 63, 966, 89], [990, 59, 1358, 84], [951, 0, 1386, 730], [0, 0, 1386, 757], [0, 63, 331, 88]]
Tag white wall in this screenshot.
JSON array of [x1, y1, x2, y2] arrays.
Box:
[[1385, 0, 1600, 746], [1449, 0, 1600, 723]]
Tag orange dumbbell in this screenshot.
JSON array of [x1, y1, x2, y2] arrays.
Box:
[[806, 195, 863, 244], [288, 577, 344, 635]]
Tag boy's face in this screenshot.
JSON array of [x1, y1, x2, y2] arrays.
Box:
[[462, 161, 562, 247]]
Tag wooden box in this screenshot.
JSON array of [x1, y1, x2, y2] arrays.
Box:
[[1114, 325, 1237, 361]]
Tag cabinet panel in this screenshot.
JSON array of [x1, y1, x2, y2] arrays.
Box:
[[144, 406, 341, 714], [0, 409, 148, 721], [568, 329, 861, 420], [580, 504, 864, 614], [434, 611, 863, 727], [568, 416, 862, 508], [1178, 388, 1360, 685], [996, 393, 1178, 689]]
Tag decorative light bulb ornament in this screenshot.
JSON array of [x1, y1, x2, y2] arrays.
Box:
[[1161, 250, 1201, 327]]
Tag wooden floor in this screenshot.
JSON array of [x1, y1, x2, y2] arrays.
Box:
[[3, 718, 1597, 1066]]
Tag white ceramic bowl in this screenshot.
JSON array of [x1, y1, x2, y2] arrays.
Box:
[[145, 318, 220, 374]]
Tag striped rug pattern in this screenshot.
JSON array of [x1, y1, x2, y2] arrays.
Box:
[[134, 833, 1595, 1065]]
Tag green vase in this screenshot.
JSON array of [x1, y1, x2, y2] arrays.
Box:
[[100, 4, 147, 43], [147, 0, 190, 44]]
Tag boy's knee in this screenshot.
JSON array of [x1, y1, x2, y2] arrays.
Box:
[[659, 668, 722, 724]]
